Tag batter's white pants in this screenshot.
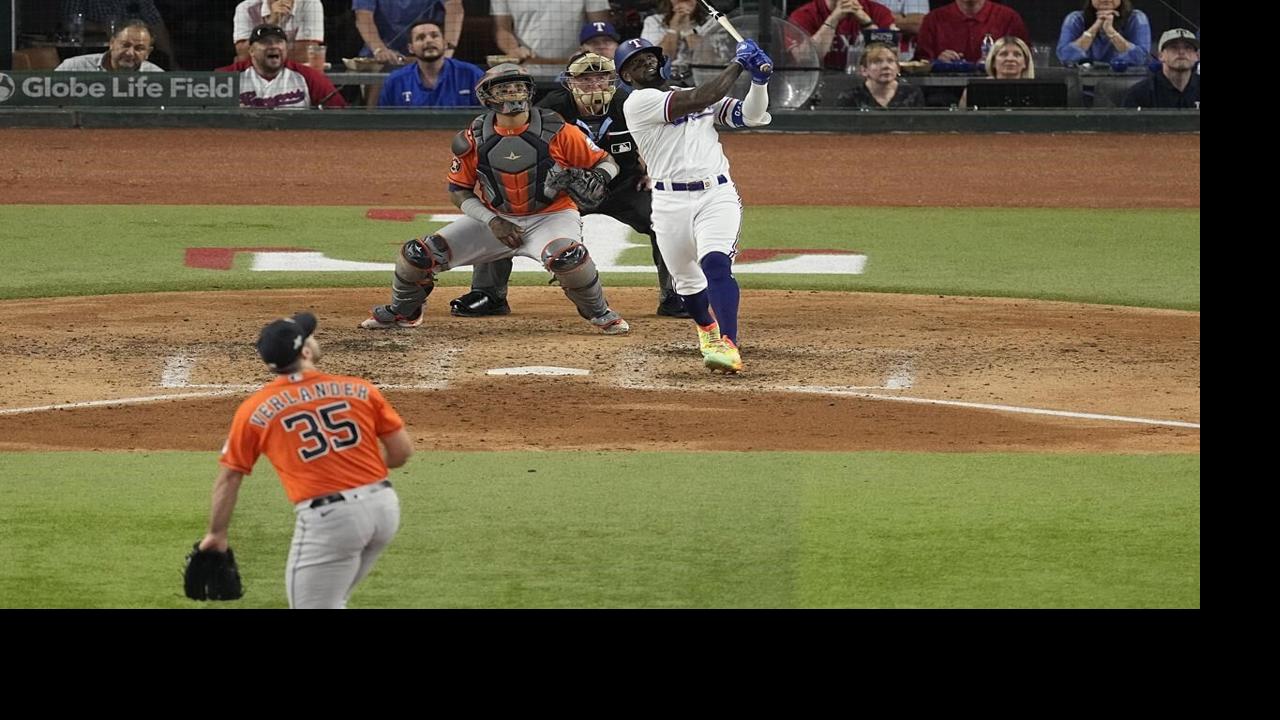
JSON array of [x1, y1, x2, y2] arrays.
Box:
[[649, 181, 742, 295]]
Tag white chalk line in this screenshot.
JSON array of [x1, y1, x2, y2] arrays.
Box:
[[777, 385, 1200, 429]]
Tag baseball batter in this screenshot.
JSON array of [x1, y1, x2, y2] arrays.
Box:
[[360, 63, 630, 335], [615, 37, 774, 373], [197, 312, 413, 609]]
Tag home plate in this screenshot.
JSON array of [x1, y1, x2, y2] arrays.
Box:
[[486, 366, 591, 376]]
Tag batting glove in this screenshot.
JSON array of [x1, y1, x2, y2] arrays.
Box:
[[749, 49, 775, 84], [733, 39, 761, 69]]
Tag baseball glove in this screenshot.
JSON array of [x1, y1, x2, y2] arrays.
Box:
[[544, 164, 610, 210], [182, 542, 244, 601]]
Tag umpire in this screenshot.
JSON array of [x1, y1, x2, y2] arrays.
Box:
[[450, 51, 690, 319]]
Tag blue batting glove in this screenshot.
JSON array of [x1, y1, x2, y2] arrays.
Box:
[[749, 49, 774, 84], [733, 39, 760, 68]]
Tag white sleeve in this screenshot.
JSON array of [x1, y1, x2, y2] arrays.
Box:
[[640, 15, 666, 44], [491, 0, 510, 15], [742, 81, 771, 126], [232, 2, 253, 42], [587, 0, 611, 12], [297, 0, 324, 41], [904, 0, 930, 14], [624, 87, 674, 127], [713, 84, 771, 128]]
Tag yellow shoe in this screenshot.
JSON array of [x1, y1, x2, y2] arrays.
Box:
[[701, 330, 743, 374]]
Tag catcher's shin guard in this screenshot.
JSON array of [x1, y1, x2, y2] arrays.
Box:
[[541, 237, 608, 320], [390, 235, 446, 315]]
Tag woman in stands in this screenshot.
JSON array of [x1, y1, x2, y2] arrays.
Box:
[[836, 41, 924, 108], [1056, 0, 1151, 67]]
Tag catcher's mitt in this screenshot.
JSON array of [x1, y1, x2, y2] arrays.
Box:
[[544, 165, 610, 210], [183, 542, 244, 601]]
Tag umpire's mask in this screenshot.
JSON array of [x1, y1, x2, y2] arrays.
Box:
[[562, 52, 618, 117]]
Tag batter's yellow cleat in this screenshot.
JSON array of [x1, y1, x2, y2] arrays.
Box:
[[698, 324, 742, 374]]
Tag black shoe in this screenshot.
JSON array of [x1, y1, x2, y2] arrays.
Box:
[[656, 295, 691, 319], [450, 290, 511, 317]]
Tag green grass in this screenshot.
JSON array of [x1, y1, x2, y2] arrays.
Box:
[[0, 205, 1199, 309], [0, 451, 1200, 608]]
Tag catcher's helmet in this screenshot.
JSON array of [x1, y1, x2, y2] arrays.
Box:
[[613, 38, 669, 85], [475, 63, 536, 115], [561, 51, 619, 117]]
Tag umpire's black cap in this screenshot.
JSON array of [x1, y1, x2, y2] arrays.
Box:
[[257, 312, 317, 371]]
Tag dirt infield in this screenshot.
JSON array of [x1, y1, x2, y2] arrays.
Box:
[[0, 130, 1199, 454]]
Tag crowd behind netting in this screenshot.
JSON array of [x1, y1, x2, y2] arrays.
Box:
[[10, 1, 1199, 110]]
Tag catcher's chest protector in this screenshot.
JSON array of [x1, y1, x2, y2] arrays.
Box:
[[473, 109, 563, 215]]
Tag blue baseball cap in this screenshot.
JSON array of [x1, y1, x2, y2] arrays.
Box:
[[580, 21, 620, 44]]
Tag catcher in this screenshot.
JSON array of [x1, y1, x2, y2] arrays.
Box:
[[450, 51, 690, 320], [185, 311, 414, 608], [360, 63, 631, 335]]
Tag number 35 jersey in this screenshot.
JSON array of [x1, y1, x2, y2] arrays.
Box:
[[220, 369, 405, 503]]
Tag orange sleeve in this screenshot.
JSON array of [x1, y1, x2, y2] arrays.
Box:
[[368, 384, 405, 436], [447, 129, 479, 187], [550, 125, 609, 170], [219, 397, 264, 475]]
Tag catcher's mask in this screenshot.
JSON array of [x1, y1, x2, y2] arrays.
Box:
[[476, 63, 536, 115], [561, 51, 618, 117]]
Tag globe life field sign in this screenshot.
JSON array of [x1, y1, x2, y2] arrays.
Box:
[[0, 72, 236, 107]]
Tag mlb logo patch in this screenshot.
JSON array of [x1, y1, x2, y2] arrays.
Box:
[[610, 141, 633, 154]]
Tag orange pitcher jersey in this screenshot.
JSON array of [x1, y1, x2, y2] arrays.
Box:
[[448, 120, 608, 215], [219, 369, 405, 504]]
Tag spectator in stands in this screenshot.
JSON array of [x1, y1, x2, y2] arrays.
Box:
[[355, 0, 462, 64], [986, 34, 1034, 79], [1122, 29, 1199, 109], [61, 0, 179, 69], [640, 0, 718, 84], [836, 41, 924, 108], [579, 21, 621, 59], [56, 20, 164, 71], [958, 34, 1033, 106], [1056, 0, 1151, 67], [877, 0, 929, 59], [914, 0, 1029, 63], [234, 1, 325, 64], [217, 24, 347, 109], [492, 0, 610, 67], [377, 19, 484, 107], [789, 0, 897, 71]]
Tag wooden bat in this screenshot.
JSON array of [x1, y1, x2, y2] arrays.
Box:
[[697, 0, 773, 74]]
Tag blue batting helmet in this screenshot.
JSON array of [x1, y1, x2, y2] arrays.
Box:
[[613, 38, 670, 82]]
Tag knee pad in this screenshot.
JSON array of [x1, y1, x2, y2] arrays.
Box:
[[541, 237, 589, 273], [700, 251, 734, 282], [397, 235, 449, 285], [541, 237, 598, 290]]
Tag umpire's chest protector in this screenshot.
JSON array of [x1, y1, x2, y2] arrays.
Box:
[[470, 109, 564, 215]]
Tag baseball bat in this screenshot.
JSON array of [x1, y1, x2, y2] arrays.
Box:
[[698, 0, 773, 74]]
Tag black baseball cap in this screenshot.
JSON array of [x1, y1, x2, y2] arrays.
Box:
[[257, 312, 317, 371], [249, 24, 288, 44]]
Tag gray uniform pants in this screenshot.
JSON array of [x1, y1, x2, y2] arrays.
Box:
[[286, 480, 400, 609]]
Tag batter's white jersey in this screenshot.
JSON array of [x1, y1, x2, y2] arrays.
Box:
[[622, 88, 752, 182]]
